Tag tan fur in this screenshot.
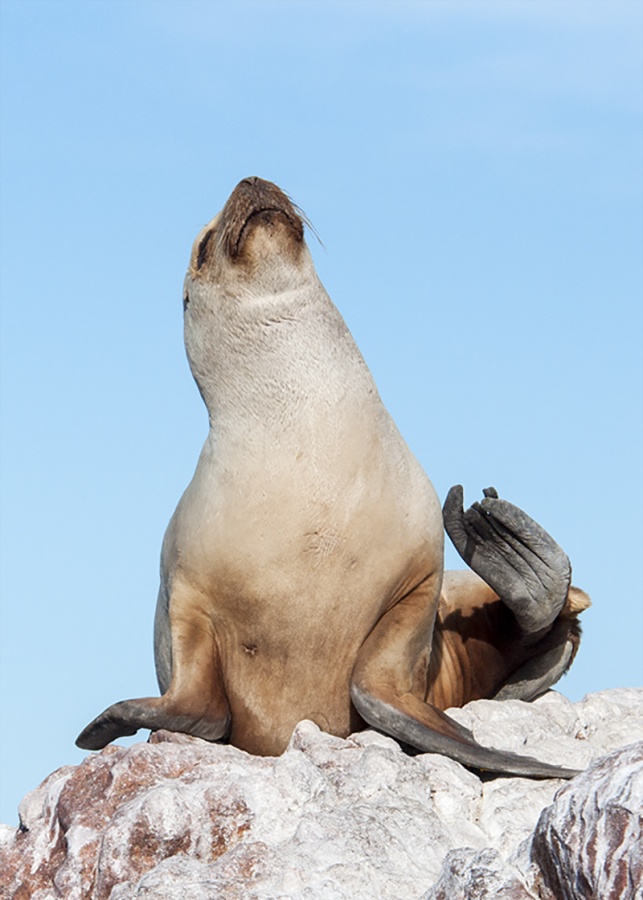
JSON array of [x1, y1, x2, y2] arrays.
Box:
[[427, 571, 589, 710], [77, 179, 588, 778]]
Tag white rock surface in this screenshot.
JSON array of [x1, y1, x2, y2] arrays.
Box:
[[423, 847, 533, 899], [1, 688, 641, 899], [529, 739, 643, 900]]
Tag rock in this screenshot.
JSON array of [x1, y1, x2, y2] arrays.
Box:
[[1, 689, 641, 899], [423, 847, 534, 899], [529, 740, 643, 900]]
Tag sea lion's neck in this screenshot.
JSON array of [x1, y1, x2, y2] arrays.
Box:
[[185, 279, 378, 433]]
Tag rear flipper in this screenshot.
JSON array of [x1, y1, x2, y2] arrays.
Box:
[[491, 642, 574, 702], [492, 584, 591, 702], [443, 485, 571, 634]]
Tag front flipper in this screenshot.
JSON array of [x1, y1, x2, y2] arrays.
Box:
[[76, 605, 230, 751], [76, 697, 229, 751], [443, 485, 571, 634], [351, 574, 580, 779], [351, 683, 579, 778]]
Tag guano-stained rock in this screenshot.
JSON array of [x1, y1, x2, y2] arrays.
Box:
[[1, 689, 641, 899], [529, 740, 643, 900]]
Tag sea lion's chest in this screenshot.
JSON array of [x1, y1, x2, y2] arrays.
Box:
[[164, 404, 441, 616]]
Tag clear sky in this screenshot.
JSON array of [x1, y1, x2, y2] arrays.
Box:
[[1, 0, 641, 826]]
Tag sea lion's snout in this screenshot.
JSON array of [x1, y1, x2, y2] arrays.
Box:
[[188, 177, 305, 281], [223, 176, 304, 260]]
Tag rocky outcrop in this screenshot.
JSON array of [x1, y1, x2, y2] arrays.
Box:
[[529, 740, 643, 900], [1, 689, 641, 899], [424, 740, 643, 900]]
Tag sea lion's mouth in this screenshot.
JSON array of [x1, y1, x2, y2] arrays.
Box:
[[233, 206, 303, 258], [189, 178, 311, 278], [219, 177, 305, 261]]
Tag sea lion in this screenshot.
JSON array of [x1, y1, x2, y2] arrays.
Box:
[[77, 177, 590, 778]]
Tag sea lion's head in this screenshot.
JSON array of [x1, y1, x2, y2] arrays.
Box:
[[185, 177, 310, 306], [182, 178, 318, 403]]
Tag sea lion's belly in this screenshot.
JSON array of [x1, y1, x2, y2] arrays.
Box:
[[162, 422, 442, 753]]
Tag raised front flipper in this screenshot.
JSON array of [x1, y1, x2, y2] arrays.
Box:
[[442, 485, 571, 634], [350, 575, 580, 779]]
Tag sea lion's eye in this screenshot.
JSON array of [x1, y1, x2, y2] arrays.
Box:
[[196, 229, 214, 271], [183, 291, 190, 311]]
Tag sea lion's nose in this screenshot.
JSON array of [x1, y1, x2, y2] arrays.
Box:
[[240, 176, 260, 187]]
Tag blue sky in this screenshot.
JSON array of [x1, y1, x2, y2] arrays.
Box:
[[1, 0, 641, 825]]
